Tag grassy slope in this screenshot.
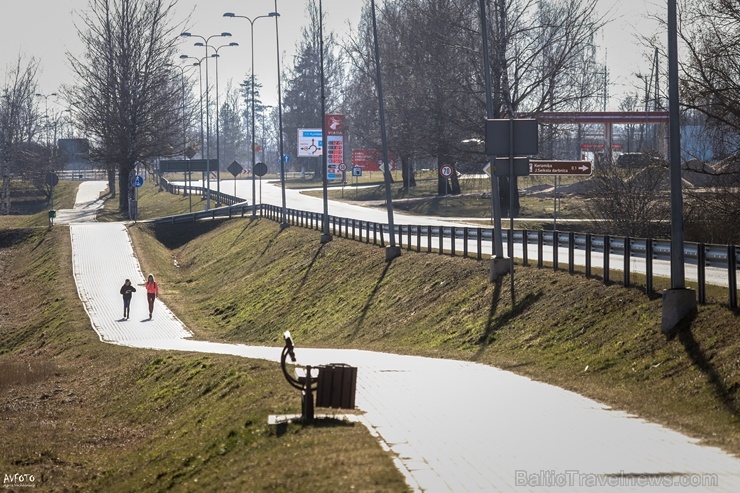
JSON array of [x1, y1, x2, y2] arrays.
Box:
[[0, 227, 407, 492], [130, 217, 739, 457]]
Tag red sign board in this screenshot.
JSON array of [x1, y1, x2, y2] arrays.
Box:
[[351, 149, 396, 172], [324, 114, 345, 181], [325, 114, 344, 136]]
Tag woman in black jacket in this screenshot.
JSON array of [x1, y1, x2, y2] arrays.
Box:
[[120, 279, 136, 320]]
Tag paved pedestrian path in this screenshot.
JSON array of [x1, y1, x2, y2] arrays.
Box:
[[61, 182, 740, 492]]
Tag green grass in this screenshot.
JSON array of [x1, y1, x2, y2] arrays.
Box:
[[0, 180, 82, 228], [128, 217, 740, 458], [0, 227, 408, 492], [97, 179, 210, 222]]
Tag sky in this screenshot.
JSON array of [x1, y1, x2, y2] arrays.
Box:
[[0, 0, 661, 111]]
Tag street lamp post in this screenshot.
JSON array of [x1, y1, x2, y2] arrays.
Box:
[[272, 0, 288, 228], [180, 55, 207, 205], [224, 11, 276, 219], [370, 0, 400, 260], [318, 0, 332, 244], [35, 92, 58, 148], [662, 0, 696, 333], [167, 62, 195, 212], [181, 32, 232, 211], [195, 41, 238, 206]]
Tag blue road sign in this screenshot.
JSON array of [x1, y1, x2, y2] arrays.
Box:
[[131, 175, 144, 188]]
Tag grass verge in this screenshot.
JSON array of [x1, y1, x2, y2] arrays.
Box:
[[0, 227, 408, 492], [129, 217, 739, 458]]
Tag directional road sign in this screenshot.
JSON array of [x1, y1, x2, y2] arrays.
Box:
[[160, 159, 215, 173], [227, 160, 243, 177], [528, 160, 593, 176], [485, 118, 539, 156], [253, 162, 268, 177], [45, 172, 59, 187]]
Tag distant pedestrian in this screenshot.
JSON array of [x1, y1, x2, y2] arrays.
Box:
[[145, 274, 158, 319], [119, 279, 136, 320]]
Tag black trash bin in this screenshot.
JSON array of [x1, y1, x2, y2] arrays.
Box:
[[316, 363, 357, 409]]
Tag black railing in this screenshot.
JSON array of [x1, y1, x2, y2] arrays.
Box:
[[159, 177, 245, 207], [153, 186, 740, 310]]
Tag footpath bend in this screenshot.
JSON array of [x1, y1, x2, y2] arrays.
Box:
[[59, 182, 740, 493]]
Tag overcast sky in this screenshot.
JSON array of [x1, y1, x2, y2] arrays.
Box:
[[0, 0, 660, 111]]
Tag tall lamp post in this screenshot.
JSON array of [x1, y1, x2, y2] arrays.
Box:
[[180, 55, 207, 204], [271, 1, 288, 228], [662, 0, 696, 332], [317, 0, 331, 244], [167, 62, 195, 212], [180, 31, 232, 211], [224, 11, 276, 217], [195, 41, 238, 205], [35, 92, 58, 147], [370, 0, 400, 260]]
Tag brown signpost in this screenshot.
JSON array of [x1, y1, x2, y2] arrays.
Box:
[[529, 160, 592, 176]]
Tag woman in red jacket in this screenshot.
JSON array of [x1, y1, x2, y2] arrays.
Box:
[[145, 274, 158, 319]]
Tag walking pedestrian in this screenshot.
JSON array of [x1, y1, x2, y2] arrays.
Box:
[[119, 279, 136, 320], [145, 274, 158, 319]]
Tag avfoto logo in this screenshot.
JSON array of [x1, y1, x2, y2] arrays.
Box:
[[3, 473, 36, 488]]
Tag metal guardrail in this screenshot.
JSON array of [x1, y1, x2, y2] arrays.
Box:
[[158, 177, 245, 207], [153, 203, 253, 224], [56, 170, 107, 180], [154, 184, 739, 310]]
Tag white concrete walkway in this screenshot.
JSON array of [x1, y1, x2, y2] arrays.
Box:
[[61, 182, 740, 492]]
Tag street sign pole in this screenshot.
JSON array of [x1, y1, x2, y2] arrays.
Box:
[[508, 117, 516, 306], [188, 161, 192, 213], [478, 0, 506, 275]]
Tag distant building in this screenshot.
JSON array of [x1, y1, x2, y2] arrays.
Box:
[[58, 138, 93, 170]]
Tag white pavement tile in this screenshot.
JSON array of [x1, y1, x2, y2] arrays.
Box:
[[64, 182, 740, 493]]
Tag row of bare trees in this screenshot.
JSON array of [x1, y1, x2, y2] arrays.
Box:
[[0, 56, 61, 214], [66, 0, 192, 211], [4, 0, 738, 241], [277, 0, 605, 216]]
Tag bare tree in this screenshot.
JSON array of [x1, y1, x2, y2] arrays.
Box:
[[66, 0, 188, 211], [1, 55, 42, 214], [219, 83, 248, 169], [343, 0, 604, 203], [637, 0, 740, 241], [583, 154, 671, 238]]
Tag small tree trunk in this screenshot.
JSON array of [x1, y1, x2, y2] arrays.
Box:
[[401, 155, 416, 189], [118, 165, 134, 212], [0, 171, 10, 215], [107, 168, 116, 197]]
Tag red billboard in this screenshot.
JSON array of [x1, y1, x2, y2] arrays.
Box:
[[351, 149, 396, 172]]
